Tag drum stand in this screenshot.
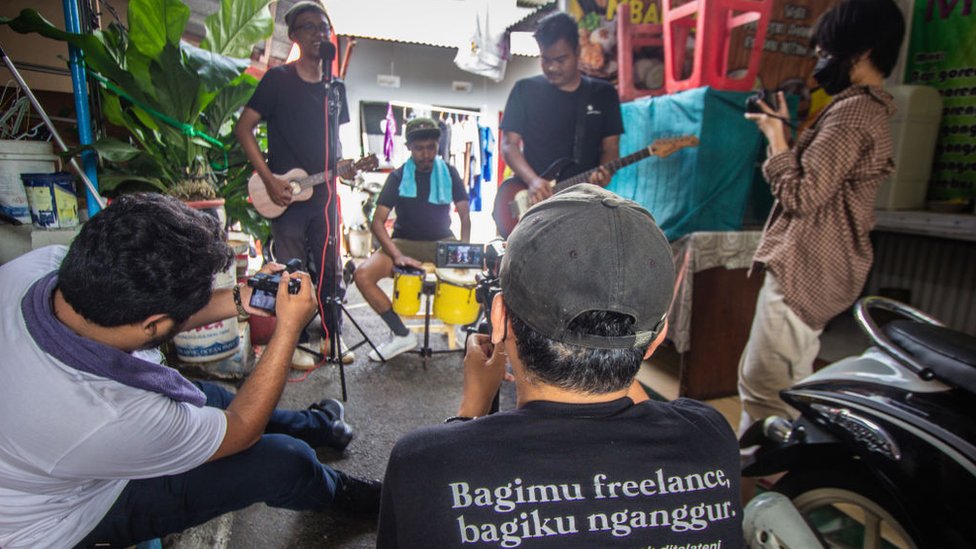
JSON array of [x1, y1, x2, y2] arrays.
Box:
[[408, 276, 465, 367]]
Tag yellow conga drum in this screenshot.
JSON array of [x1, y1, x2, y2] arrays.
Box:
[[433, 268, 480, 325], [392, 266, 424, 316]]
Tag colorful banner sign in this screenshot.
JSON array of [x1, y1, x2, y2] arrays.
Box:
[[568, 0, 663, 83], [904, 0, 976, 203]]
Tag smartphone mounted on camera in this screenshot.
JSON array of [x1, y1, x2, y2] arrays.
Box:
[[435, 241, 485, 269]]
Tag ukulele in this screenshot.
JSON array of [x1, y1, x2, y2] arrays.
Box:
[[249, 154, 378, 219], [492, 136, 699, 238]]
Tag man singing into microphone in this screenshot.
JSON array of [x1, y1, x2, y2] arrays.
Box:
[[235, 1, 354, 368]]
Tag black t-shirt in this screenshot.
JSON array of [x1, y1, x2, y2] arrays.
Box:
[[377, 397, 743, 548], [246, 64, 350, 174], [500, 75, 624, 179], [377, 164, 468, 241]]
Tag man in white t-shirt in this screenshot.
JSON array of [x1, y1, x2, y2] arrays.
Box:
[[0, 193, 380, 549]]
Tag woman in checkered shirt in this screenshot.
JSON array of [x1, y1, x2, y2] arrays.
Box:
[[738, 0, 906, 437]]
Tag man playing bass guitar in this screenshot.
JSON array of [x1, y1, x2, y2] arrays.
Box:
[[499, 12, 623, 210]]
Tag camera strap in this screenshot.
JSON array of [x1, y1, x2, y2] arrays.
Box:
[[572, 76, 591, 164]]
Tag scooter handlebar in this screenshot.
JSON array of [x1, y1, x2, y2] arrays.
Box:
[[854, 296, 944, 380]]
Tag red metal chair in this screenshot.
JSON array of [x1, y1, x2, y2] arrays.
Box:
[[616, 2, 666, 103], [662, 0, 773, 93]]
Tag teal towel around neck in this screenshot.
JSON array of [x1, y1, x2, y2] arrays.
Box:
[[400, 157, 452, 205]]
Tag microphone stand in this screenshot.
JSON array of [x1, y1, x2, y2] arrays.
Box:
[[318, 42, 382, 400]]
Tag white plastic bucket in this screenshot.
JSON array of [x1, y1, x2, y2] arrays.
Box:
[[173, 198, 239, 362], [0, 140, 57, 224], [173, 261, 240, 363]]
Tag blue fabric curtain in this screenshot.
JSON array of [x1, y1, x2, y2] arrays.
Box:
[[608, 87, 767, 241]]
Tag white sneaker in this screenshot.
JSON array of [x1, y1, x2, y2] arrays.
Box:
[[322, 338, 355, 365], [369, 333, 417, 362], [291, 347, 318, 370]]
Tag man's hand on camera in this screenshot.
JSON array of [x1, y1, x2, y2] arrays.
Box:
[[273, 271, 317, 334], [239, 262, 285, 317], [458, 333, 511, 417]]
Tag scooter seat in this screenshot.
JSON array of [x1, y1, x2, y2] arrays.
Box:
[[885, 320, 976, 395]]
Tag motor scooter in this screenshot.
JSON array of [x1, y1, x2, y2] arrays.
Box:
[[740, 296, 976, 548]]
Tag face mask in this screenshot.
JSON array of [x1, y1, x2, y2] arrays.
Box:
[[813, 55, 852, 95]]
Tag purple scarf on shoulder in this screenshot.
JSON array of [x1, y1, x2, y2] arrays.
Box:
[[21, 272, 206, 406]]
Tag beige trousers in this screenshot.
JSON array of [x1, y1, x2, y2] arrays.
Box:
[[737, 273, 822, 436]]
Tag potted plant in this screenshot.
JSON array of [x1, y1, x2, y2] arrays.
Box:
[[1, 0, 274, 240]]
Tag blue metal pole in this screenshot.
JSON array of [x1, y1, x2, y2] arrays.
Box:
[[62, 0, 101, 216]]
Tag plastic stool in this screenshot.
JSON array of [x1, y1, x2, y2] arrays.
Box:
[[616, 2, 666, 102], [662, 0, 773, 93]]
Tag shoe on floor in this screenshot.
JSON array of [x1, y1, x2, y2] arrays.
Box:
[[291, 347, 318, 371], [333, 471, 382, 515], [322, 338, 355, 365], [368, 333, 417, 362], [309, 398, 354, 452]]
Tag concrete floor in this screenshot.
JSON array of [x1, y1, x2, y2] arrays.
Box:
[[168, 280, 517, 549], [166, 274, 872, 548]]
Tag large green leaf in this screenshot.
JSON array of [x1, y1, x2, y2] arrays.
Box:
[[96, 24, 127, 70], [127, 0, 190, 60], [125, 48, 157, 102], [200, 0, 274, 59], [66, 137, 142, 163], [150, 44, 202, 129], [203, 73, 258, 138], [182, 42, 250, 95], [100, 92, 126, 128]]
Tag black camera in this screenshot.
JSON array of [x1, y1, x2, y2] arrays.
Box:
[[745, 89, 778, 114], [474, 239, 505, 336], [246, 258, 303, 312]]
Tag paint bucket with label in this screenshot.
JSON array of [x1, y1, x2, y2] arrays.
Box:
[[20, 172, 78, 229], [172, 199, 240, 362], [172, 259, 241, 362]]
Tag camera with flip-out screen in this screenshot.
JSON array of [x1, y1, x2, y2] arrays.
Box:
[[474, 239, 505, 336], [435, 241, 485, 269], [246, 258, 303, 312]]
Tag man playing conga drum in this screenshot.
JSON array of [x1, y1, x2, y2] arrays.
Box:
[[353, 118, 471, 361]]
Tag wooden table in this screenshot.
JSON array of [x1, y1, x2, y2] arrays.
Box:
[[669, 231, 764, 400]]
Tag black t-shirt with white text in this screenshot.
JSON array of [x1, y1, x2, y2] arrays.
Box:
[[246, 64, 350, 175], [377, 164, 468, 241], [500, 75, 624, 180], [377, 397, 743, 548]]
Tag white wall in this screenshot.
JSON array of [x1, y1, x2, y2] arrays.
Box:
[[339, 38, 539, 157], [338, 38, 541, 243]]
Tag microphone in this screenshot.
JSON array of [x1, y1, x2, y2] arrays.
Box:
[[320, 41, 336, 83]]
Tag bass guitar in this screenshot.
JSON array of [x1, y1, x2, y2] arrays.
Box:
[[249, 154, 378, 219], [492, 136, 699, 237]]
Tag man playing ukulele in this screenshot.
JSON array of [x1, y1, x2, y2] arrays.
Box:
[[235, 1, 353, 368]]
